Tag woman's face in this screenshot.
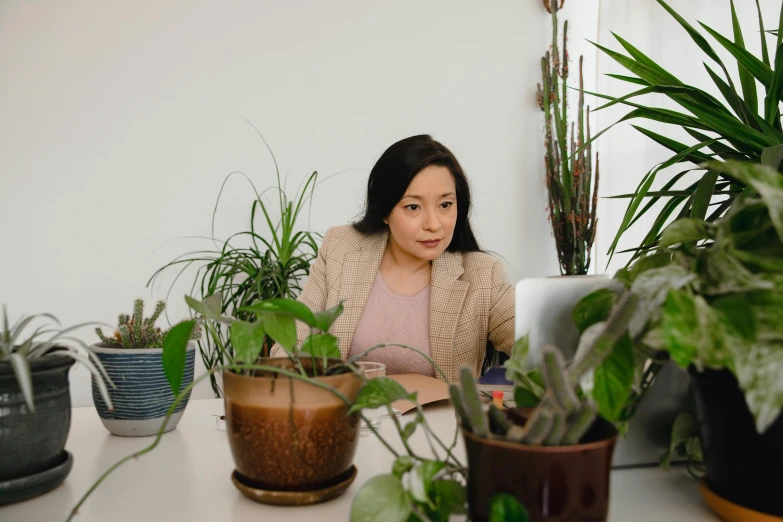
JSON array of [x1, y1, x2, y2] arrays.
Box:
[[385, 165, 458, 262]]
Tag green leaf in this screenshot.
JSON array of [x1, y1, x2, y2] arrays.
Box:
[[705, 161, 783, 241], [348, 377, 415, 415], [659, 218, 709, 248], [593, 334, 634, 422], [761, 144, 783, 170], [730, 0, 759, 115], [691, 171, 720, 220], [415, 460, 445, 502], [572, 289, 617, 333], [631, 126, 714, 165], [260, 312, 296, 351], [765, 43, 783, 124], [514, 386, 540, 408], [350, 475, 411, 522], [402, 414, 422, 441], [312, 302, 344, 332], [185, 293, 223, 322], [162, 319, 197, 395], [489, 493, 529, 522], [239, 298, 316, 327], [700, 22, 774, 89], [9, 352, 34, 412], [432, 479, 466, 519], [392, 456, 414, 479], [300, 333, 340, 359], [711, 294, 756, 341], [660, 412, 699, 470], [230, 319, 266, 365], [755, 0, 771, 66]]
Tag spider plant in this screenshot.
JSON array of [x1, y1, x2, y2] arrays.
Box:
[[149, 162, 320, 396], [585, 0, 783, 266], [0, 307, 114, 411]]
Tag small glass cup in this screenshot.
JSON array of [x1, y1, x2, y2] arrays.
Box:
[[355, 361, 386, 436]]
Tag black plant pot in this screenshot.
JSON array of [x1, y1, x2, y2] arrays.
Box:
[[690, 367, 783, 516], [0, 354, 74, 482]]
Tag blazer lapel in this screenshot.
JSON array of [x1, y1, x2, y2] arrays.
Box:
[[336, 230, 387, 358], [429, 251, 469, 382]]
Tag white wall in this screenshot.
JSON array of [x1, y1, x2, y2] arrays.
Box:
[[3, 0, 771, 406]]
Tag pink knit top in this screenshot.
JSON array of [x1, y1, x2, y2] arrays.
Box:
[[348, 272, 434, 377]]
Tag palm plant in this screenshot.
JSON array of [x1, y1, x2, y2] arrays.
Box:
[[538, 0, 600, 275], [149, 161, 320, 396], [587, 0, 783, 265], [0, 307, 114, 411]]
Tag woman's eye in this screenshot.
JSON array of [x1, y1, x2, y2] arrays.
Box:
[[405, 204, 420, 211], [441, 201, 454, 209]]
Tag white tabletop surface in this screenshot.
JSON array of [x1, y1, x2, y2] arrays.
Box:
[[2, 399, 719, 522]]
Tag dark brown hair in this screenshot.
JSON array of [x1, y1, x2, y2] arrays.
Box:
[[353, 135, 481, 252]]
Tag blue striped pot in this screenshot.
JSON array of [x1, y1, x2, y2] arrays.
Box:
[[91, 342, 196, 437]]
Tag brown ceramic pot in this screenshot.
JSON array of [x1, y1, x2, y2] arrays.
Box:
[[223, 357, 362, 491], [463, 409, 618, 522]]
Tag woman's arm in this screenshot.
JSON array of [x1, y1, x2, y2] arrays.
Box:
[[487, 259, 515, 355], [269, 227, 333, 357]]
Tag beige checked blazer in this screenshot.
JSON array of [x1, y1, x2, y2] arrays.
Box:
[[270, 224, 515, 382]]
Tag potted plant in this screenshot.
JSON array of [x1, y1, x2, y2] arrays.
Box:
[[148, 162, 321, 398], [68, 294, 470, 521], [581, 160, 783, 517], [590, 0, 783, 265], [92, 299, 200, 437], [0, 308, 113, 505], [452, 291, 638, 522]]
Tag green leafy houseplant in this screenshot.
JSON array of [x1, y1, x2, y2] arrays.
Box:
[[1, 308, 114, 411], [95, 299, 199, 348], [575, 159, 783, 516], [587, 0, 783, 265], [538, 0, 600, 275], [149, 159, 321, 396], [67, 294, 469, 522]]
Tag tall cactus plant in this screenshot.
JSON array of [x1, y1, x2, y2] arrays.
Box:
[[453, 291, 638, 446], [537, 0, 599, 275]]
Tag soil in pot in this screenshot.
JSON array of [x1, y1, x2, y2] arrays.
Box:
[[463, 409, 618, 522], [223, 357, 362, 492], [690, 367, 783, 517]]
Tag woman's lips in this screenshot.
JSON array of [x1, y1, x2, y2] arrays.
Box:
[[419, 239, 441, 248]]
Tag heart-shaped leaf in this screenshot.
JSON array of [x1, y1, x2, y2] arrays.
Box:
[[348, 377, 415, 415], [313, 302, 344, 331], [162, 320, 197, 395], [301, 333, 340, 358], [240, 298, 316, 327], [230, 319, 266, 365], [261, 312, 296, 352], [489, 493, 529, 522], [350, 474, 410, 522]]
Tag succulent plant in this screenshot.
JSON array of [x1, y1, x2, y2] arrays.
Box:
[[96, 299, 199, 349], [453, 291, 638, 446]]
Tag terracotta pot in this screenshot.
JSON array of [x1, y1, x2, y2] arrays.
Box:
[[690, 367, 783, 516], [223, 357, 362, 491], [463, 410, 618, 522]]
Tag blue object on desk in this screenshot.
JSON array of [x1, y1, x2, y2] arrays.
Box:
[[478, 366, 512, 385]]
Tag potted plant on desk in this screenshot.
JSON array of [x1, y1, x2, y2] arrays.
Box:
[[578, 160, 783, 518], [0, 309, 113, 505], [452, 292, 637, 522], [91, 299, 200, 437]]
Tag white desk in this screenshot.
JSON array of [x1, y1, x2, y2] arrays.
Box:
[[2, 399, 719, 522]]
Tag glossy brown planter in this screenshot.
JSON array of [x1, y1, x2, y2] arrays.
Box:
[[223, 357, 362, 491], [463, 411, 618, 522]]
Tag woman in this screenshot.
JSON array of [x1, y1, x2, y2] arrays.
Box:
[[272, 135, 515, 382]]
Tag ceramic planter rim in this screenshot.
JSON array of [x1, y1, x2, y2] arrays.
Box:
[[90, 342, 196, 354], [460, 422, 618, 454], [220, 356, 354, 386]]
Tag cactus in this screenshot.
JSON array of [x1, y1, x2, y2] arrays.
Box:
[[453, 291, 638, 446], [96, 299, 200, 349], [538, 0, 599, 276]]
